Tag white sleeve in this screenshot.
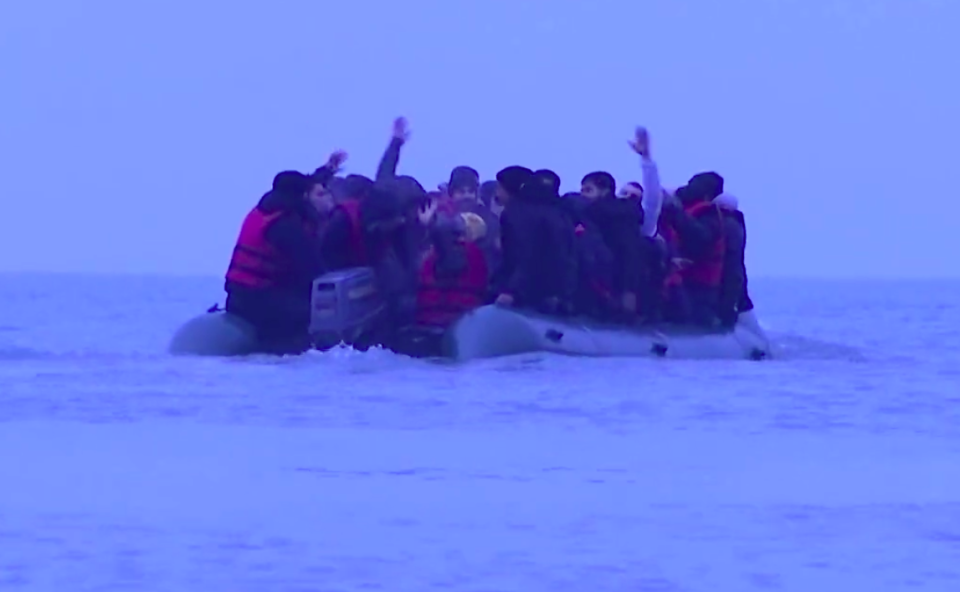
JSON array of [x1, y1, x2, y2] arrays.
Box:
[[639, 156, 663, 238]]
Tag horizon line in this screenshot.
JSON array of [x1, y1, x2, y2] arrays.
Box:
[[1, 270, 958, 282]]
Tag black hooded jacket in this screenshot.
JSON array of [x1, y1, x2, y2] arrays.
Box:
[[583, 196, 646, 294], [496, 173, 577, 306], [718, 208, 751, 325]]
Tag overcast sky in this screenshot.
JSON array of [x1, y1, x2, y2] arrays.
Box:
[[2, 0, 957, 278]]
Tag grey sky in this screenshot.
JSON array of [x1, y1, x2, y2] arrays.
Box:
[[2, 0, 957, 278]]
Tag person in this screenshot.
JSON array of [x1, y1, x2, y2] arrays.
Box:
[[319, 118, 419, 271], [480, 180, 502, 216], [414, 212, 489, 329], [306, 170, 338, 222], [561, 192, 616, 318], [447, 166, 480, 203], [619, 181, 643, 204], [629, 126, 668, 322], [441, 166, 500, 264], [494, 168, 577, 313], [660, 172, 726, 326], [714, 193, 751, 328], [224, 151, 346, 353], [388, 212, 488, 357], [487, 165, 532, 298], [580, 170, 646, 321]]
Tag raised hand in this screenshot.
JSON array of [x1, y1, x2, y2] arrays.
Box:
[[326, 149, 348, 172], [393, 117, 410, 142], [417, 198, 438, 225], [628, 126, 650, 158]]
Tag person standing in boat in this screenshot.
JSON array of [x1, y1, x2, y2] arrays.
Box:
[[223, 151, 345, 353]]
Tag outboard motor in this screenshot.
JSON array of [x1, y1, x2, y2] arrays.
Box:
[[309, 267, 386, 350]]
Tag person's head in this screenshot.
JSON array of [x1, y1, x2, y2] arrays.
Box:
[[362, 181, 407, 233], [619, 181, 643, 201], [272, 170, 310, 197], [343, 174, 374, 201], [326, 176, 348, 203], [393, 175, 427, 213], [479, 180, 497, 209], [306, 176, 335, 215], [522, 169, 561, 201], [460, 212, 487, 243], [430, 213, 465, 251], [580, 171, 616, 201], [714, 193, 739, 211], [495, 166, 533, 205], [483, 179, 505, 216], [686, 172, 724, 202], [448, 166, 480, 203]]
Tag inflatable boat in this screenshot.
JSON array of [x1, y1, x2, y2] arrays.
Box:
[[444, 305, 770, 361], [169, 267, 771, 360]]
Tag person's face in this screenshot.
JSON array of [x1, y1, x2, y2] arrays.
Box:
[[307, 183, 334, 214], [622, 184, 643, 201], [495, 183, 510, 205], [580, 182, 604, 200], [450, 185, 477, 203]]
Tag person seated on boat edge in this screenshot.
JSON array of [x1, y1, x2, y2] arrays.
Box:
[[224, 153, 344, 354], [493, 169, 577, 315], [561, 192, 618, 320], [580, 171, 647, 323], [416, 214, 489, 322], [713, 192, 753, 328], [659, 172, 727, 328]]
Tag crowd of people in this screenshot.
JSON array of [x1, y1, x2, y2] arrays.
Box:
[[222, 117, 753, 354]]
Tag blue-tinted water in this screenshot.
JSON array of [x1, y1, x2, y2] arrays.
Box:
[[1, 273, 959, 590]]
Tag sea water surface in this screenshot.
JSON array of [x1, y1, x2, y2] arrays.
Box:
[[1, 273, 959, 591]]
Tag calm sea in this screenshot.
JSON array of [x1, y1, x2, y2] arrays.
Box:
[[1, 273, 959, 591]]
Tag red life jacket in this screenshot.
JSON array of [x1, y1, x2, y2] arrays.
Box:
[[661, 200, 726, 288], [335, 199, 369, 266], [224, 208, 290, 289], [414, 242, 489, 328]]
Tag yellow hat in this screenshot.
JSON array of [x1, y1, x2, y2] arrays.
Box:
[[460, 212, 487, 242]]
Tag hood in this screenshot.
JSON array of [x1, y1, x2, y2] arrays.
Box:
[[518, 169, 561, 204], [495, 166, 533, 198], [714, 193, 739, 211]]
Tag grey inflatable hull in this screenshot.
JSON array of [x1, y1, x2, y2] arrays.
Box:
[[446, 305, 772, 361], [168, 311, 259, 356]]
